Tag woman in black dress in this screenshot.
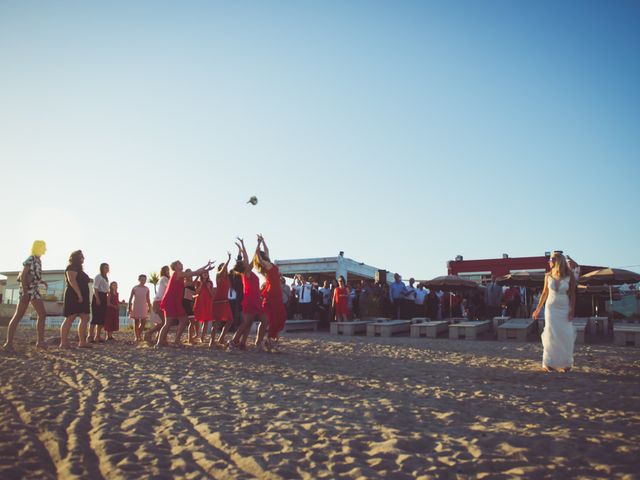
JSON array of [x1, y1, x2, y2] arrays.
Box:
[[60, 250, 91, 348]]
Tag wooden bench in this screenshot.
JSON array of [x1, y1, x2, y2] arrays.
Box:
[[330, 320, 373, 336], [613, 324, 640, 347], [284, 319, 318, 332], [498, 318, 535, 341], [572, 318, 590, 344], [410, 320, 448, 338], [449, 321, 491, 340], [366, 319, 411, 337]]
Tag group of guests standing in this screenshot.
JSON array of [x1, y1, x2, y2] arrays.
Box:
[[2, 236, 287, 352]]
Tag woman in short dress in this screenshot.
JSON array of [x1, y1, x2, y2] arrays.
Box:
[[89, 263, 110, 343], [229, 238, 268, 351], [3, 240, 48, 351], [129, 274, 151, 342], [192, 271, 214, 344], [156, 260, 214, 348], [145, 266, 170, 344], [104, 281, 120, 340], [253, 235, 287, 350], [332, 276, 350, 323], [209, 253, 234, 347], [183, 275, 199, 344], [533, 251, 577, 372], [60, 250, 91, 348]]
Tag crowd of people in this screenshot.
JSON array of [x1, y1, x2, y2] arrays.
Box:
[[1, 240, 580, 372], [2, 236, 287, 353]]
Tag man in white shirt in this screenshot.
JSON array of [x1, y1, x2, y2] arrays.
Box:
[[295, 274, 313, 319], [415, 283, 428, 317]]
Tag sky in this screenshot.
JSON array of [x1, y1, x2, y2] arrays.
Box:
[[1, 0, 639, 288]]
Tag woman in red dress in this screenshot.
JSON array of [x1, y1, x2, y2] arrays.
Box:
[[253, 234, 287, 349], [104, 281, 120, 340], [333, 276, 349, 322], [192, 270, 214, 343], [209, 252, 234, 347], [229, 238, 267, 351], [157, 259, 214, 348]]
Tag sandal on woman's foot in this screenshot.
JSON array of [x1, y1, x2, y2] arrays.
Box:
[[542, 366, 555, 372]]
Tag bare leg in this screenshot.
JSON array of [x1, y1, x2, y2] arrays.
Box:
[[175, 318, 188, 346], [217, 321, 230, 344], [231, 313, 251, 346], [60, 315, 76, 348], [146, 322, 163, 343], [256, 314, 268, 348], [188, 319, 197, 344], [200, 321, 210, 342], [88, 324, 96, 342], [77, 314, 90, 347], [3, 296, 30, 349], [96, 325, 104, 342], [156, 317, 173, 347], [32, 299, 47, 349], [140, 318, 147, 340]]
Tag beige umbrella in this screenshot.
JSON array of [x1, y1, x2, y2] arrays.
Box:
[[579, 268, 640, 316]]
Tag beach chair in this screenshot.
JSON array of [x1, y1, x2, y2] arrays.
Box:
[[497, 318, 535, 341], [449, 321, 491, 340]]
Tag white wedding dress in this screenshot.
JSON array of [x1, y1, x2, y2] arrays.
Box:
[[541, 275, 576, 368]]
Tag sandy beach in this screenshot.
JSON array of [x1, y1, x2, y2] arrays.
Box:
[[1, 328, 639, 479]]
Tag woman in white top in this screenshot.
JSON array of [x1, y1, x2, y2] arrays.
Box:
[[89, 263, 110, 343], [144, 266, 170, 344], [532, 252, 577, 372]]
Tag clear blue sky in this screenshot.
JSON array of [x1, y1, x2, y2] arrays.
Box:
[[1, 0, 639, 287]]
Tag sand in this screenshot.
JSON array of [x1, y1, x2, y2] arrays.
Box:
[[1, 328, 639, 479]]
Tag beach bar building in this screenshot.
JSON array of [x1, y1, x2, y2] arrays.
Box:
[[275, 253, 395, 284], [447, 253, 603, 285]]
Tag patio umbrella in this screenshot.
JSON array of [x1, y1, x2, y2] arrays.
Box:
[[578, 268, 640, 316], [423, 276, 479, 319], [423, 275, 478, 291]]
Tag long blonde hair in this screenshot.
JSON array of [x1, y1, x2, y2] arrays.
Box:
[[550, 252, 571, 279]]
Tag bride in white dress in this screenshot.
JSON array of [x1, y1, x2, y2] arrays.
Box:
[[532, 252, 577, 372]]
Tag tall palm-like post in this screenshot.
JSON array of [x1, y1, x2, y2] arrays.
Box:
[[149, 271, 160, 295]]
